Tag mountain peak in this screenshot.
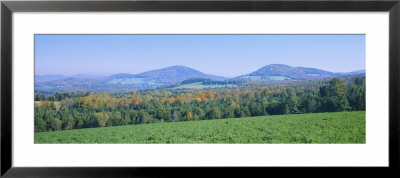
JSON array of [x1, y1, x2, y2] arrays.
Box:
[[165, 65, 190, 69], [265, 64, 292, 67], [134, 65, 225, 83], [249, 64, 299, 76], [242, 64, 338, 81]]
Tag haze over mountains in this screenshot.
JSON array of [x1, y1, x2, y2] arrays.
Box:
[[36, 72, 111, 82], [35, 64, 365, 93], [235, 64, 363, 81]]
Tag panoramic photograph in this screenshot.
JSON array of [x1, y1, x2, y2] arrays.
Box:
[[34, 34, 366, 144]]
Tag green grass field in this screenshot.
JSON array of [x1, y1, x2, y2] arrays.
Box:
[[34, 111, 365, 144]]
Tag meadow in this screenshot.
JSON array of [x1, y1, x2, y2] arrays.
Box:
[[34, 111, 365, 144]]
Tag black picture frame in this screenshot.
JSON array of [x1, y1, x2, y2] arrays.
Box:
[[1, 0, 399, 177]]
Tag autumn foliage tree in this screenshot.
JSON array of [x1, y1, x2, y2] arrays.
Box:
[[34, 76, 365, 132]]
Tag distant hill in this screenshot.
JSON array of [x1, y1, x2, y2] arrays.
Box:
[[134, 65, 225, 84], [35, 75, 67, 83], [104, 66, 226, 85], [35, 65, 227, 93], [35, 64, 365, 93], [235, 64, 341, 81], [343, 69, 366, 75], [70, 72, 111, 79], [36, 72, 110, 83]]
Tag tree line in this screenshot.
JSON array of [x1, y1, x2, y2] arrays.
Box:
[[34, 77, 365, 133]]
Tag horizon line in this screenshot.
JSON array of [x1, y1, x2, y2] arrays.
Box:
[[35, 64, 366, 77]]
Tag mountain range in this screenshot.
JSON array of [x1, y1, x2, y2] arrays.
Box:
[[35, 64, 365, 93]]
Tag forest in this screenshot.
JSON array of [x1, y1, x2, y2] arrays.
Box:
[[34, 76, 365, 133]]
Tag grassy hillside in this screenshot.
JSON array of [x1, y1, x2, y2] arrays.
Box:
[[34, 111, 365, 144]]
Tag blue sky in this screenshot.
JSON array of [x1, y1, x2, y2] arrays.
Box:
[[35, 34, 365, 77]]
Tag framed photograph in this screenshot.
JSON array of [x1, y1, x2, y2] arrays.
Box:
[[1, 0, 399, 177]]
